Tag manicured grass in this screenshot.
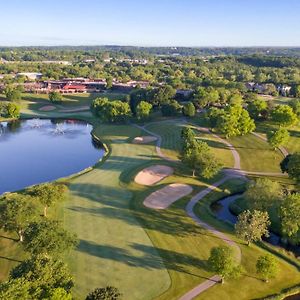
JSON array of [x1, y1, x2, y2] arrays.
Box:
[[228, 134, 283, 172], [194, 179, 300, 300], [1, 103, 299, 300], [194, 130, 234, 168], [63, 124, 171, 300], [146, 120, 186, 160], [127, 164, 227, 300], [0, 91, 127, 115], [255, 121, 300, 154]]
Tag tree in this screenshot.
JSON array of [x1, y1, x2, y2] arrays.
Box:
[[279, 193, 300, 239], [244, 178, 282, 211], [289, 99, 300, 116], [208, 246, 241, 283], [0, 194, 37, 242], [49, 91, 63, 103], [86, 286, 122, 300], [161, 99, 182, 116], [23, 220, 78, 256], [153, 85, 176, 107], [271, 105, 298, 127], [183, 102, 195, 117], [256, 255, 278, 282], [4, 85, 22, 101], [247, 98, 268, 120], [267, 128, 289, 150], [135, 101, 152, 120], [281, 152, 300, 181], [91, 98, 132, 123], [193, 87, 219, 108], [0, 102, 20, 118], [10, 255, 74, 299], [0, 278, 31, 300], [181, 134, 222, 178], [235, 210, 270, 246], [29, 183, 67, 217], [216, 104, 255, 138], [206, 107, 225, 128], [106, 76, 113, 89], [290, 85, 300, 98]]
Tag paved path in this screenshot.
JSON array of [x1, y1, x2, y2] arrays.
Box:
[[251, 132, 289, 157], [135, 122, 245, 299], [135, 121, 284, 299], [133, 123, 178, 163]]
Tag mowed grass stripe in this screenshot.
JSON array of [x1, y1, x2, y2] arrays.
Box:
[[228, 134, 282, 172], [63, 124, 170, 300]]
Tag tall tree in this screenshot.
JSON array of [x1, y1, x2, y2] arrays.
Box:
[[267, 128, 289, 150], [279, 193, 300, 239], [281, 152, 300, 181], [208, 246, 241, 283], [23, 220, 78, 256], [10, 255, 74, 299], [49, 91, 63, 103], [29, 183, 67, 217], [183, 102, 196, 117], [4, 85, 22, 102], [247, 98, 268, 120], [235, 210, 270, 246], [86, 286, 122, 300], [271, 105, 298, 127], [244, 178, 282, 211], [0, 194, 37, 242], [135, 101, 152, 120], [256, 255, 278, 283]]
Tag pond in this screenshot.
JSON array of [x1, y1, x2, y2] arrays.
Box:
[[211, 193, 300, 256], [0, 119, 105, 195]]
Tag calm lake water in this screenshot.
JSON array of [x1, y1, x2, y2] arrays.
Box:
[[0, 119, 104, 195]]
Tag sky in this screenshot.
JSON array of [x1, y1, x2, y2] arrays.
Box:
[[0, 0, 300, 47]]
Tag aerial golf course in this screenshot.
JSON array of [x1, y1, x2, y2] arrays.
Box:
[[1, 94, 300, 300]]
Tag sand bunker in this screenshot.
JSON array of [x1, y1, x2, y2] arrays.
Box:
[[135, 165, 173, 186], [39, 105, 56, 111], [133, 136, 157, 144], [144, 183, 193, 209]]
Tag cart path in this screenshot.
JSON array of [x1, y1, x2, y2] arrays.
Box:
[[135, 122, 244, 299], [251, 132, 289, 157], [135, 122, 284, 299]]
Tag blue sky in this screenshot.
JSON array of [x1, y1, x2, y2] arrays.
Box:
[[1, 0, 300, 46]]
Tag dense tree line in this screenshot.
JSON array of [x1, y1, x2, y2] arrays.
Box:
[[0, 183, 78, 299]]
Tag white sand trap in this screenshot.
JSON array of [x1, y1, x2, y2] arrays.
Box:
[[135, 165, 173, 186], [144, 183, 193, 209], [39, 105, 56, 111], [133, 136, 157, 144]]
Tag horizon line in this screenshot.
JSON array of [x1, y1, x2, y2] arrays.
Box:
[[1, 44, 300, 49]]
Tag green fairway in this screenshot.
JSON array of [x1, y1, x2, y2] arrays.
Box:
[[146, 120, 186, 160], [63, 124, 170, 299], [228, 134, 283, 173], [0, 92, 127, 115], [194, 130, 234, 168]]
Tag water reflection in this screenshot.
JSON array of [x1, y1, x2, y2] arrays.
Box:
[[0, 119, 104, 195]]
